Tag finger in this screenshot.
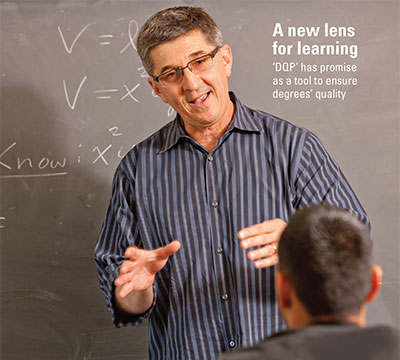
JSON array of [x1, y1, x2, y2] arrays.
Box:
[[124, 246, 142, 260], [120, 259, 137, 274], [238, 218, 286, 240], [240, 228, 283, 249], [114, 271, 134, 287], [125, 241, 181, 261], [240, 233, 272, 249], [253, 254, 279, 269], [116, 281, 136, 298], [247, 244, 278, 261], [155, 240, 181, 259]]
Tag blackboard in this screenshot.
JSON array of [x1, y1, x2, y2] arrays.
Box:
[[1, 1, 399, 359]]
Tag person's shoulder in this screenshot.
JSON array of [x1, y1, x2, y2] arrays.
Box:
[[218, 330, 299, 360], [300, 324, 399, 359], [219, 325, 399, 360], [239, 100, 311, 142], [361, 324, 399, 345], [135, 118, 178, 152], [117, 118, 178, 170]]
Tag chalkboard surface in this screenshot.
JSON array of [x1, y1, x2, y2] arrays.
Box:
[[1, 1, 399, 359]]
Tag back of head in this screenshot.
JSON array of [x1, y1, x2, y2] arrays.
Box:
[[278, 204, 372, 321], [137, 6, 223, 76]]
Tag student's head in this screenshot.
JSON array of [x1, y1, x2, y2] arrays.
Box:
[[137, 6, 233, 131], [277, 204, 381, 328]]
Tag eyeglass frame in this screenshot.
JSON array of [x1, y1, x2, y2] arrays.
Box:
[[152, 46, 221, 86]]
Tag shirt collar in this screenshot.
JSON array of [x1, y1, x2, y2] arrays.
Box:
[[227, 92, 264, 133], [158, 91, 263, 154]]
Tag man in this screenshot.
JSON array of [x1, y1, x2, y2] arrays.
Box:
[[218, 204, 399, 359], [94, 6, 369, 359]]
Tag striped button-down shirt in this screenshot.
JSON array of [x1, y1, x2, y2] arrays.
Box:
[[95, 92, 369, 359]]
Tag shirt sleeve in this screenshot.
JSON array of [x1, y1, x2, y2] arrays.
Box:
[[94, 155, 157, 327], [291, 131, 370, 226]]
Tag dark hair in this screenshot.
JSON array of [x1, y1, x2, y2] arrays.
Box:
[[137, 6, 223, 76], [278, 204, 372, 320]]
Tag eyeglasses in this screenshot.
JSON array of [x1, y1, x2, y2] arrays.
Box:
[[153, 46, 220, 87]]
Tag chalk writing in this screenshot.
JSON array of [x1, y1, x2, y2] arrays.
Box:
[[0, 142, 67, 178], [57, 19, 139, 54], [92, 145, 112, 165], [0, 173, 68, 179], [1, 17, 173, 182], [0, 140, 137, 178], [63, 76, 87, 110], [0, 217, 5, 229], [120, 83, 140, 102], [57, 23, 94, 54], [109, 127, 123, 136], [63, 76, 140, 109], [120, 19, 139, 54], [168, 106, 176, 118], [77, 144, 82, 164], [92, 143, 135, 165], [98, 34, 113, 46], [93, 89, 118, 100], [138, 66, 149, 78]]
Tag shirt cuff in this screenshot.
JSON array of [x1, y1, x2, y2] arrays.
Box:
[[104, 263, 157, 327]]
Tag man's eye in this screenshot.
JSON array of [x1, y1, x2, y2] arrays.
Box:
[[194, 58, 207, 66], [163, 71, 177, 79]]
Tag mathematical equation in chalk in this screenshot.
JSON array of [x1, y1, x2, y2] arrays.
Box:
[[0, 127, 136, 179], [57, 18, 175, 117], [57, 18, 139, 55], [0, 17, 177, 181], [63, 75, 141, 110]]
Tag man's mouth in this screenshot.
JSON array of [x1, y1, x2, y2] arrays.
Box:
[[189, 92, 210, 105]]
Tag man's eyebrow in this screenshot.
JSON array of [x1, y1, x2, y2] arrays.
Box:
[[158, 49, 209, 75]]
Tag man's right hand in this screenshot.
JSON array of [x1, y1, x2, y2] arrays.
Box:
[[115, 240, 181, 299]]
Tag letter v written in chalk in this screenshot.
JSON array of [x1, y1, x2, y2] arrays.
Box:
[[63, 76, 87, 110], [57, 23, 94, 54]]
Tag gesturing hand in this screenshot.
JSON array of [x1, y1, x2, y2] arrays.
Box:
[[115, 240, 181, 298], [238, 219, 287, 268]]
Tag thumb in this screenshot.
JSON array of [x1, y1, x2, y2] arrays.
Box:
[[158, 240, 181, 258]]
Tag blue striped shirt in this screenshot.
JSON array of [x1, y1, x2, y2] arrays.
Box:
[[95, 92, 369, 359]]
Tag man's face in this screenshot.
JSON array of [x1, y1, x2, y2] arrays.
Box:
[[148, 30, 233, 130]]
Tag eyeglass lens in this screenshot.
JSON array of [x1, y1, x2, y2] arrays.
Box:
[[158, 48, 218, 86]]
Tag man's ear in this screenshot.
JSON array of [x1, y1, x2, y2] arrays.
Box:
[[365, 265, 382, 303], [219, 44, 233, 78], [148, 78, 168, 103], [276, 270, 292, 309]]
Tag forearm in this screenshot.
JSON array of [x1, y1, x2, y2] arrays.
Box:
[[114, 285, 154, 315]]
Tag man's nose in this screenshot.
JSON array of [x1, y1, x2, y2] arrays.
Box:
[[181, 67, 201, 91]]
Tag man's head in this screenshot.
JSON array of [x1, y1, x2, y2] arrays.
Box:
[[137, 6, 223, 76], [137, 7, 234, 133], [277, 204, 381, 328]]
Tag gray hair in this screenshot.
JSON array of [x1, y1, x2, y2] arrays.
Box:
[[137, 6, 223, 76]]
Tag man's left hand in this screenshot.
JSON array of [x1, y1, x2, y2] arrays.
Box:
[[238, 218, 287, 268]]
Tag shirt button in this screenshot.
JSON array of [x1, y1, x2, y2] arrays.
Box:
[[216, 247, 223, 254], [221, 293, 229, 301], [211, 201, 219, 208], [229, 341, 236, 348], [207, 155, 214, 161]]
